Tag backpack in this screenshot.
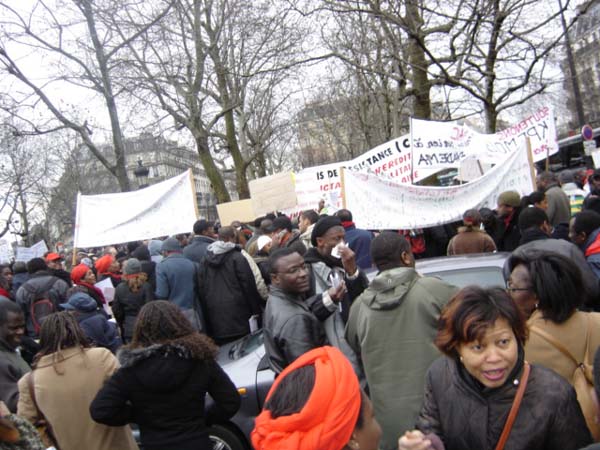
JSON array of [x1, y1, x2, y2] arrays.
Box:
[[23, 278, 60, 336], [530, 316, 599, 441]]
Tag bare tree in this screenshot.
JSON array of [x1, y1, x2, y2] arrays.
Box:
[[0, 0, 172, 191]]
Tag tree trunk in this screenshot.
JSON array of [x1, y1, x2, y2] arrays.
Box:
[[483, 0, 502, 133], [405, 2, 431, 119], [194, 134, 231, 204]]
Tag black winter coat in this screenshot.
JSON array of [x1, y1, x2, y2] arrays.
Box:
[[198, 244, 263, 341], [112, 281, 154, 342], [416, 357, 592, 450], [90, 341, 240, 450], [493, 208, 522, 252]]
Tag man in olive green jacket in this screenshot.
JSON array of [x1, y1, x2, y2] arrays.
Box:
[[345, 232, 458, 450]]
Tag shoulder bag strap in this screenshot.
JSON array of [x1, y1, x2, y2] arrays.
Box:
[[530, 323, 585, 366], [27, 370, 61, 450], [495, 361, 531, 450]]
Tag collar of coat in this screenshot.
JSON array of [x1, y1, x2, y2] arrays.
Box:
[[117, 341, 195, 368]]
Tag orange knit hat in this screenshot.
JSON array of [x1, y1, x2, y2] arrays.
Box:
[[251, 346, 361, 450], [94, 254, 114, 274]]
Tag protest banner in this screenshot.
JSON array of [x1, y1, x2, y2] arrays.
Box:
[[217, 199, 256, 225], [15, 240, 49, 262], [343, 140, 534, 230], [74, 170, 198, 248], [289, 137, 440, 217], [0, 240, 11, 263], [249, 172, 297, 216], [411, 106, 557, 180]]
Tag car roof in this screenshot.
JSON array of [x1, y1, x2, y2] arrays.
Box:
[[415, 252, 510, 273]]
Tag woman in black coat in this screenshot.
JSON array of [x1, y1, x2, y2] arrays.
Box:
[[111, 258, 154, 343], [399, 286, 592, 450], [90, 301, 241, 450]]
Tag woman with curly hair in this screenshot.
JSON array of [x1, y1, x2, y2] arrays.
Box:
[[90, 300, 240, 450], [16, 312, 138, 450], [112, 258, 154, 343]]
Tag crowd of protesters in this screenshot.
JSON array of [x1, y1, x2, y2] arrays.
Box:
[[0, 167, 599, 449]]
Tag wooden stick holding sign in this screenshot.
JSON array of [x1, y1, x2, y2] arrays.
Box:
[[526, 138, 537, 191]]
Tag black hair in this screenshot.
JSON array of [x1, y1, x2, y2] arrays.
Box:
[[335, 209, 353, 222], [507, 249, 584, 323], [26, 258, 47, 274], [573, 210, 600, 236], [264, 364, 365, 428], [0, 301, 22, 324], [301, 210, 319, 225], [518, 207, 549, 231], [370, 231, 411, 271], [269, 248, 299, 274], [273, 217, 293, 232], [218, 226, 236, 241], [254, 216, 265, 228], [193, 219, 214, 235], [528, 191, 546, 205], [583, 196, 600, 215], [126, 241, 141, 254]]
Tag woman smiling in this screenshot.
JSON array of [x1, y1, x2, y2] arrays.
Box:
[[399, 286, 591, 450]]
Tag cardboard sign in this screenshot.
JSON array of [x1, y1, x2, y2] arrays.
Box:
[[216, 199, 256, 225], [249, 172, 297, 215], [15, 240, 48, 262]]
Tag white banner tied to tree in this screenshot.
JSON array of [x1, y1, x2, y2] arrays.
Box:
[[344, 140, 535, 230], [411, 106, 557, 181], [74, 170, 198, 248]]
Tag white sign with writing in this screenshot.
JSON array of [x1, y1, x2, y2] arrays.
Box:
[[411, 106, 557, 180], [74, 170, 198, 248], [344, 140, 534, 230], [15, 240, 48, 262], [0, 240, 11, 263]]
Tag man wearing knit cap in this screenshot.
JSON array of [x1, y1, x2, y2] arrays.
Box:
[[155, 237, 198, 312], [303, 216, 369, 380], [495, 190, 522, 252]]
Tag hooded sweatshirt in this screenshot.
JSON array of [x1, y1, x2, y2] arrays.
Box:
[[199, 242, 263, 341], [345, 266, 457, 450]]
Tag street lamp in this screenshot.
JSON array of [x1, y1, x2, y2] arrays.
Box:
[[134, 159, 150, 189]]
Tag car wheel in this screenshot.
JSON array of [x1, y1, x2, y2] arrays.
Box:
[[209, 424, 248, 450]]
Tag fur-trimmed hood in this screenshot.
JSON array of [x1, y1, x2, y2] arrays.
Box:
[[117, 342, 201, 392]]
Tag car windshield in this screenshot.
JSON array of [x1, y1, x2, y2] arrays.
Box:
[[227, 330, 264, 360], [423, 267, 504, 288]]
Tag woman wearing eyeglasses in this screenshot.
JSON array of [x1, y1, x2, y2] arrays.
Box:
[[506, 248, 600, 440]]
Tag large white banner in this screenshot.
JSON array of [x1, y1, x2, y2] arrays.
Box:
[[290, 136, 439, 216], [411, 106, 557, 180], [344, 141, 535, 230], [74, 170, 198, 248]]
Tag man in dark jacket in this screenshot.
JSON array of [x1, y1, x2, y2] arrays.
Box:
[[263, 248, 345, 373], [155, 238, 197, 310], [0, 300, 29, 412], [15, 258, 69, 338], [199, 226, 263, 344], [183, 219, 215, 265], [494, 190, 522, 252], [335, 209, 374, 269]]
